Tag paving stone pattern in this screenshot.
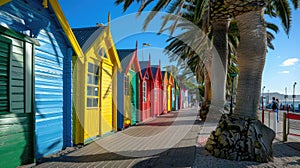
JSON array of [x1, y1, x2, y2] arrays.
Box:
[[36, 108, 201, 168], [35, 108, 300, 168]]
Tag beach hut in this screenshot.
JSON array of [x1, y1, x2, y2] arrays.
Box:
[[172, 85, 176, 110], [139, 57, 153, 121], [117, 44, 141, 130], [151, 63, 163, 117], [161, 71, 169, 114], [175, 80, 180, 111], [168, 74, 174, 112], [0, 0, 82, 166], [72, 18, 121, 144]]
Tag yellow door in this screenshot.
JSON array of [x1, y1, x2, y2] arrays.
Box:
[[84, 61, 100, 142], [101, 62, 113, 135], [168, 84, 171, 112]]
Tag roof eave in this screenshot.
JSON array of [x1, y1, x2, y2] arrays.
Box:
[[0, 0, 11, 6], [49, 0, 84, 63], [108, 33, 122, 72]]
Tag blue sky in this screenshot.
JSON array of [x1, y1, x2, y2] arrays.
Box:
[[58, 0, 300, 95]]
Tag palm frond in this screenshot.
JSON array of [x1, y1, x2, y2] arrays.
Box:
[[270, 0, 292, 34]]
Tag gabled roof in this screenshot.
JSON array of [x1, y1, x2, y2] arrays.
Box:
[[151, 65, 162, 82], [139, 61, 149, 76], [72, 25, 122, 71], [72, 26, 107, 52], [117, 49, 135, 68], [117, 49, 141, 78], [161, 71, 167, 79], [151, 65, 159, 77]]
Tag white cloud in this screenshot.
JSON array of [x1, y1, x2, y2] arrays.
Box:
[[279, 71, 290, 74], [280, 58, 299, 66]]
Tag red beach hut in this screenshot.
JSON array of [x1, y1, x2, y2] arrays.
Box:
[[139, 57, 154, 121], [151, 63, 163, 116]]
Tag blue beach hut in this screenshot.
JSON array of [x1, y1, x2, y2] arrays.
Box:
[[0, 0, 83, 166]]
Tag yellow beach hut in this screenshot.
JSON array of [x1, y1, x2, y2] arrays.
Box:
[[72, 20, 121, 144]]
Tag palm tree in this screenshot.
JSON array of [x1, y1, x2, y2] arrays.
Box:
[[115, 0, 298, 162], [115, 0, 232, 111], [204, 0, 299, 162], [228, 0, 298, 119]]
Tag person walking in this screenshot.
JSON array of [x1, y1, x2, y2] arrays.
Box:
[[271, 97, 279, 122], [276, 98, 280, 122]]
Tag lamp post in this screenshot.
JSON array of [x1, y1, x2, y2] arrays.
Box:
[[229, 73, 238, 115], [262, 86, 265, 124], [142, 43, 150, 61], [293, 82, 297, 112]]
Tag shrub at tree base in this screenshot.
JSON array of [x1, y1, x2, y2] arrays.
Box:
[[205, 114, 275, 162]]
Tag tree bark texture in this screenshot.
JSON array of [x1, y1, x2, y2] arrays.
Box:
[[233, 9, 266, 119], [210, 19, 230, 109]]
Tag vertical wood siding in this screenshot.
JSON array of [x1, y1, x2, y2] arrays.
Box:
[[101, 62, 113, 135], [117, 73, 124, 130]]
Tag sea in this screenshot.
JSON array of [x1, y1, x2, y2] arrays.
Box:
[[260, 99, 300, 111]]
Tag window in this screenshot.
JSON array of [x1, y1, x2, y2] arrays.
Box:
[[145, 72, 149, 79], [87, 62, 99, 108], [0, 33, 33, 114], [143, 81, 147, 102], [124, 76, 129, 96], [98, 47, 107, 58]]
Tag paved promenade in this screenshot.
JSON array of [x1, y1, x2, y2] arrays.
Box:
[[36, 107, 202, 168], [35, 108, 300, 168]]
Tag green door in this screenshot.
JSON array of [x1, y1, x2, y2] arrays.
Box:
[[172, 87, 175, 110], [130, 71, 137, 125]]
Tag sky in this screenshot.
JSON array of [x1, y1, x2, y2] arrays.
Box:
[[58, 0, 300, 95]]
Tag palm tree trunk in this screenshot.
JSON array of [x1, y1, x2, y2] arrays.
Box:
[[204, 70, 212, 107], [233, 9, 266, 119], [210, 19, 230, 109]]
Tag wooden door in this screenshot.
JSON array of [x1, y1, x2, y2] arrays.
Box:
[[130, 71, 137, 125]]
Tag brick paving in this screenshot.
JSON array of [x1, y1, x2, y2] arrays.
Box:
[[35, 107, 300, 168], [35, 107, 201, 168]]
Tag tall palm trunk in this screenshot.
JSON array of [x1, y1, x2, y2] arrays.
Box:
[[210, 19, 230, 109], [204, 70, 212, 107], [233, 9, 266, 119]]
